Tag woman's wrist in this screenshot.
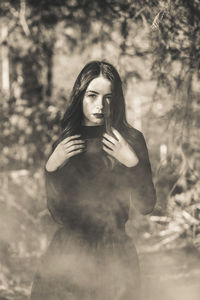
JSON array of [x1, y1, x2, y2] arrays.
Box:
[[45, 159, 59, 172], [46, 153, 69, 172], [45, 153, 61, 172]]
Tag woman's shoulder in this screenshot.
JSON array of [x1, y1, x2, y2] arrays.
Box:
[[122, 125, 149, 158], [123, 124, 144, 141]]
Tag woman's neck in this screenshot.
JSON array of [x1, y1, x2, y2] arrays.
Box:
[[80, 124, 105, 138]]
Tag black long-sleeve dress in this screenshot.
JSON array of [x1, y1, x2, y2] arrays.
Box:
[[30, 125, 156, 300]]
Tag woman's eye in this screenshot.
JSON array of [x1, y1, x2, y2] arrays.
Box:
[[88, 94, 96, 99]]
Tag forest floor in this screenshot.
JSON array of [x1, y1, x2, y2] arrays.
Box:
[[140, 246, 200, 300]]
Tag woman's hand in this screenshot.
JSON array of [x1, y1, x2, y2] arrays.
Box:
[[46, 135, 85, 172], [102, 128, 139, 168]]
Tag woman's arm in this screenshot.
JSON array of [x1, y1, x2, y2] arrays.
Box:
[[45, 135, 85, 224], [126, 129, 156, 215], [103, 127, 156, 215], [45, 167, 66, 224]]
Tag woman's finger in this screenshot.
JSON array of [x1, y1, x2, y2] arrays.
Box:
[[64, 139, 85, 149], [102, 138, 115, 150], [61, 135, 81, 145], [66, 143, 85, 153], [102, 145, 114, 156], [111, 128, 122, 142], [68, 148, 84, 158], [103, 133, 118, 145]]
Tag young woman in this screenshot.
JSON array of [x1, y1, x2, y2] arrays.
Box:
[[30, 61, 156, 300]]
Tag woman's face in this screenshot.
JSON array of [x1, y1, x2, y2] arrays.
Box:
[[82, 76, 112, 126]]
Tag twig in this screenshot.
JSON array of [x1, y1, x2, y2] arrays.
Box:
[[20, 0, 30, 36], [182, 210, 199, 225], [151, 10, 165, 31], [152, 232, 184, 251], [150, 216, 171, 223]]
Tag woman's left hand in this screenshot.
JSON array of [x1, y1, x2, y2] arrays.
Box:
[[102, 128, 139, 168]]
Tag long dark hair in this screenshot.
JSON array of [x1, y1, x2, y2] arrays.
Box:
[[57, 61, 130, 145]]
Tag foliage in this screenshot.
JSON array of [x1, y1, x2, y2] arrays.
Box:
[[151, 0, 200, 145], [0, 93, 62, 169]]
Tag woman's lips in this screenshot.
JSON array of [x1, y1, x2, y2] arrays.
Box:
[[93, 113, 104, 119]]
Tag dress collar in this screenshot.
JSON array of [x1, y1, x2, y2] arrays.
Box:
[[80, 125, 105, 138]]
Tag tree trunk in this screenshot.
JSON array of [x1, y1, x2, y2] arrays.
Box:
[[1, 22, 10, 96], [45, 46, 53, 99]]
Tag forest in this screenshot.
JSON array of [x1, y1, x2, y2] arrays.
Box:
[[0, 0, 200, 299]]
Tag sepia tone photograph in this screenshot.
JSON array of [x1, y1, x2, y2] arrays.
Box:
[[0, 1, 200, 299]]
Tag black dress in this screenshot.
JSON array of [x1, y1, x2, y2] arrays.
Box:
[[30, 125, 156, 300]]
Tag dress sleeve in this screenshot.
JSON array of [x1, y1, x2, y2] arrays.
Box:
[[45, 162, 75, 225], [125, 129, 156, 215]]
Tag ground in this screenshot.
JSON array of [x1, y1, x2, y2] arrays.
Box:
[[140, 246, 200, 300]]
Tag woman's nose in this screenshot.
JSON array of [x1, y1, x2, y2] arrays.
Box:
[[96, 95, 103, 109]]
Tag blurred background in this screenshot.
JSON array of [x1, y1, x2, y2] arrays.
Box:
[[0, 0, 200, 299]]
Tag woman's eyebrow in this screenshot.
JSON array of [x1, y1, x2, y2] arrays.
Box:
[[86, 90, 99, 94], [86, 90, 112, 95]]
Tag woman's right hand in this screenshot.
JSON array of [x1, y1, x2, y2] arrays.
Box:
[[45, 135, 85, 172]]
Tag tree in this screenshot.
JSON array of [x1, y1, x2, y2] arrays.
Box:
[[151, 0, 200, 148]]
